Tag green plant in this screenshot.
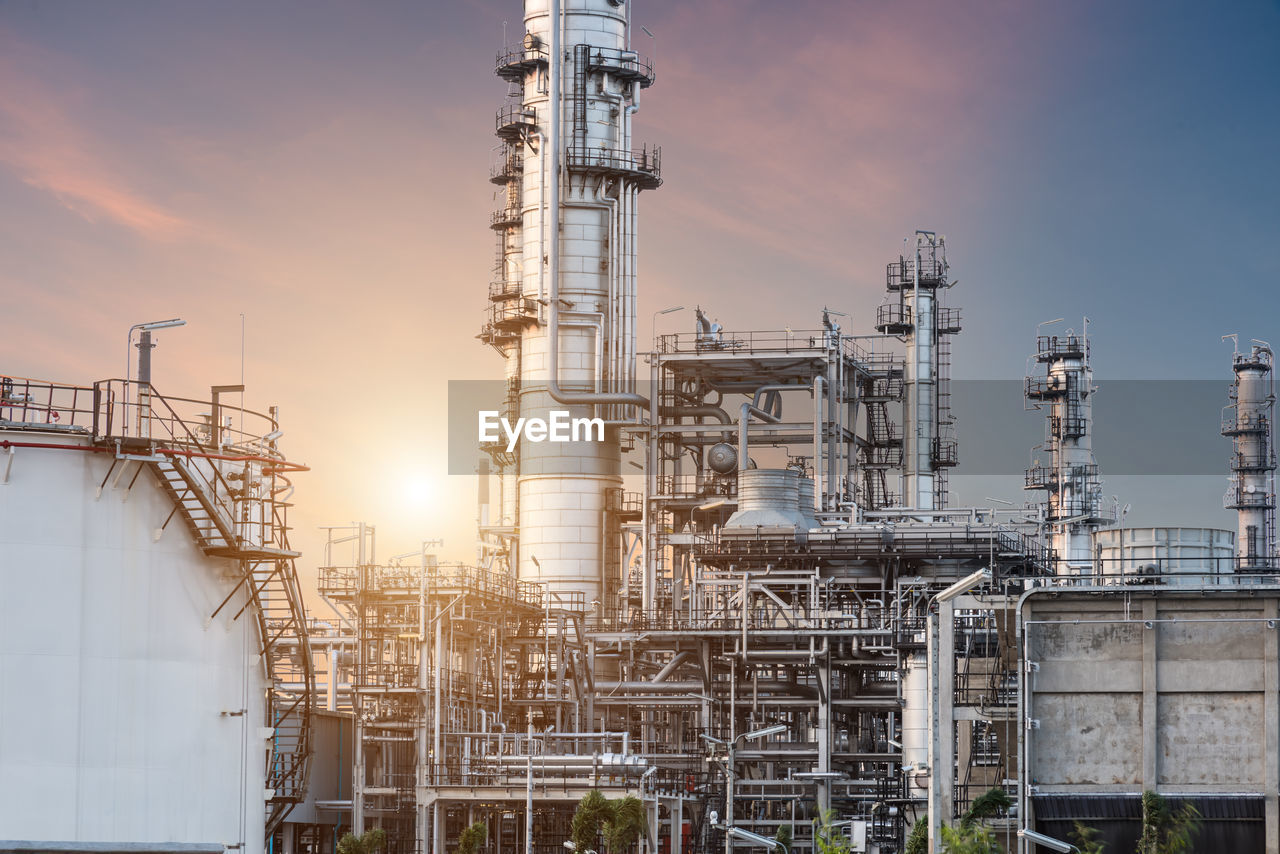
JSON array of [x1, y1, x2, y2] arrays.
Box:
[[571, 790, 612, 853], [904, 818, 928, 854], [603, 795, 647, 854], [959, 787, 1013, 828], [774, 824, 792, 854], [457, 821, 487, 854], [1070, 821, 1106, 854], [1137, 790, 1200, 854], [337, 828, 386, 854], [939, 824, 999, 854], [570, 791, 647, 854], [812, 809, 852, 854]]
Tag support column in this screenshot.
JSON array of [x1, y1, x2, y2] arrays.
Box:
[[432, 803, 445, 854], [1141, 600, 1157, 790], [672, 797, 683, 854], [1265, 599, 1278, 853], [928, 600, 956, 853], [817, 661, 832, 814]]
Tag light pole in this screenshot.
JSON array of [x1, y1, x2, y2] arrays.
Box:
[[704, 724, 788, 854], [126, 318, 185, 437], [651, 305, 684, 351], [927, 568, 992, 853]]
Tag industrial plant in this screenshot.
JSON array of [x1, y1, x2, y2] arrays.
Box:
[[2, 1, 1277, 854]]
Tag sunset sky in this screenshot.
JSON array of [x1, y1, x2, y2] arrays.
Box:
[[3, 0, 1278, 570]]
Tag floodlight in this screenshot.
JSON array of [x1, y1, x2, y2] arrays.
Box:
[[740, 723, 787, 742], [1018, 828, 1078, 853], [136, 318, 186, 331], [935, 568, 991, 603]]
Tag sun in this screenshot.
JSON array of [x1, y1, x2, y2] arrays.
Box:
[[400, 476, 437, 511]]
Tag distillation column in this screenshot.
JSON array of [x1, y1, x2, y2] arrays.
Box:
[[483, 0, 660, 607], [1024, 322, 1110, 574], [1223, 341, 1277, 570], [883, 232, 958, 511]]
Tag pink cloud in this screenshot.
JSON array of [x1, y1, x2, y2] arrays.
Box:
[[0, 29, 191, 241]]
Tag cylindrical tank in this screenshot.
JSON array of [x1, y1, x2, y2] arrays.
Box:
[[0, 428, 267, 851], [797, 476, 819, 529], [900, 652, 929, 796], [723, 469, 809, 530], [1092, 527, 1236, 585]]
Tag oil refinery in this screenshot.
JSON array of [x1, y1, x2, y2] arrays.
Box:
[[1, 1, 1278, 854]]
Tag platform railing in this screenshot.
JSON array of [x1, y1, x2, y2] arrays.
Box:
[[0, 374, 96, 429]]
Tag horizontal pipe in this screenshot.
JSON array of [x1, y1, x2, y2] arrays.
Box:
[[0, 440, 109, 453]]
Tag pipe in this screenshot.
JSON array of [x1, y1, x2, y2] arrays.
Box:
[[659, 405, 731, 424], [561, 311, 605, 394], [813, 375, 824, 515], [651, 651, 691, 683], [530, 131, 547, 313], [628, 184, 639, 393], [737, 402, 781, 472], [0, 440, 111, 453]]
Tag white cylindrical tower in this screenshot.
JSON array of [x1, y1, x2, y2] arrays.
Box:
[[0, 429, 267, 851], [1025, 322, 1113, 574], [1223, 341, 1276, 570], [483, 0, 660, 608], [881, 231, 959, 511]]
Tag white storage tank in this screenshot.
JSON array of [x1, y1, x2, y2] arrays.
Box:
[[1092, 527, 1236, 585], [0, 379, 291, 853]]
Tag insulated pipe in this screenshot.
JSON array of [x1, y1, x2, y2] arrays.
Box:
[[546, 0, 646, 411], [659, 405, 731, 424], [628, 184, 639, 392], [736, 384, 804, 472], [651, 651, 692, 683], [530, 131, 547, 313], [813, 375, 825, 515], [737, 402, 781, 472], [594, 681, 817, 697], [602, 187, 619, 393]]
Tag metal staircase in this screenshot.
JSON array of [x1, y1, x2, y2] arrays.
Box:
[[92, 380, 315, 839]]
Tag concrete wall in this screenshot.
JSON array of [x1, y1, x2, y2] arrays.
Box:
[[1020, 588, 1280, 850]]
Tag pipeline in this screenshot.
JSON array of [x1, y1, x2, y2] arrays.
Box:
[[0, 439, 110, 453]]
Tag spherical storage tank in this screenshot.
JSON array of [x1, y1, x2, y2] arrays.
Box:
[[0, 378, 303, 853], [1092, 527, 1235, 585]]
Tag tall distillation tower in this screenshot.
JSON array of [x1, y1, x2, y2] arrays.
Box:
[[878, 231, 960, 510], [480, 0, 660, 607], [1024, 321, 1111, 573], [1223, 340, 1276, 570]]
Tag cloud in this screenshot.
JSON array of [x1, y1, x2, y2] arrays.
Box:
[[0, 29, 191, 240]]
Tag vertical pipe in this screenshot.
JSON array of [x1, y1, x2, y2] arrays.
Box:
[[813, 375, 825, 515], [525, 722, 534, 854]]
